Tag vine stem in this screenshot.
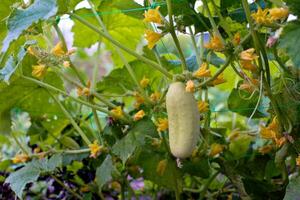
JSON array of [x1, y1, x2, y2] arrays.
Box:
[[86, 0, 153, 104], [48, 91, 92, 145], [166, 0, 187, 72], [53, 23, 86, 85], [188, 26, 201, 65], [51, 175, 83, 200], [11, 131, 29, 155], [70, 13, 173, 80], [202, 0, 225, 44], [22, 75, 132, 123]]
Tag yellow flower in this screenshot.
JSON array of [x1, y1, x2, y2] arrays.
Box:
[[110, 181, 121, 192], [27, 46, 38, 57], [239, 79, 259, 93], [258, 145, 273, 155], [111, 106, 124, 119], [140, 76, 150, 88], [269, 7, 289, 21], [134, 110, 145, 121], [193, 63, 211, 78], [211, 73, 226, 86], [275, 137, 286, 148], [204, 34, 225, 52], [12, 153, 29, 164], [63, 61, 70, 68], [185, 80, 195, 93], [51, 42, 66, 56], [296, 155, 300, 166], [233, 32, 241, 46], [150, 91, 161, 102], [156, 159, 168, 176], [89, 140, 102, 158], [260, 125, 276, 139], [251, 7, 273, 24], [227, 130, 240, 141], [134, 93, 145, 108], [32, 64, 47, 79], [197, 101, 209, 112], [77, 80, 91, 97], [209, 143, 224, 157], [240, 48, 259, 61], [156, 118, 168, 132], [240, 60, 257, 72], [143, 6, 163, 24], [145, 30, 162, 49], [268, 116, 279, 135]]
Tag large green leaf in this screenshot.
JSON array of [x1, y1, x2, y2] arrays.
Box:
[[112, 118, 157, 163], [0, 0, 18, 45], [97, 0, 144, 19], [97, 59, 164, 94], [95, 155, 114, 189], [284, 0, 300, 16], [279, 21, 300, 68], [5, 154, 62, 199], [284, 176, 300, 200], [227, 88, 269, 118], [1, 0, 58, 52], [0, 40, 35, 83], [72, 7, 144, 67], [136, 149, 182, 191]]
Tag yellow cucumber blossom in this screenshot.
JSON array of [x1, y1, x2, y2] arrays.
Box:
[[296, 155, 300, 166], [209, 143, 224, 157], [111, 106, 124, 119], [32, 64, 47, 79], [63, 61, 70, 68], [89, 140, 102, 158], [233, 32, 241, 46], [193, 63, 211, 78], [134, 110, 145, 121], [145, 30, 162, 49], [269, 7, 289, 21], [185, 80, 195, 93], [143, 6, 163, 24], [51, 41, 66, 56], [197, 101, 209, 112], [12, 153, 29, 164], [204, 34, 224, 52], [156, 159, 167, 176], [134, 93, 145, 108], [251, 7, 273, 24], [211, 73, 226, 86], [150, 91, 161, 102], [240, 60, 257, 72], [77, 80, 91, 97], [140, 76, 150, 88], [258, 145, 273, 155], [156, 118, 168, 132], [240, 48, 259, 61]]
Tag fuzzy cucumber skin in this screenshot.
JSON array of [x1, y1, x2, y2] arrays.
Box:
[[166, 82, 200, 158]]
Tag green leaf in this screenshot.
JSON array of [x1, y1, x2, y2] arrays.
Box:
[[1, 0, 58, 52], [96, 155, 114, 189], [112, 118, 157, 163], [227, 88, 269, 118], [5, 155, 62, 199], [5, 164, 40, 199], [72, 8, 144, 67], [136, 149, 182, 190], [229, 135, 253, 159], [0, 40, 35, 83], [97, 59, 163, 94], [284, 0, 300, 16], [181, 157, 210, 178], [284, 176, 300, 200], [279, 21, 300, 68], [98, 0, 144, 19]]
